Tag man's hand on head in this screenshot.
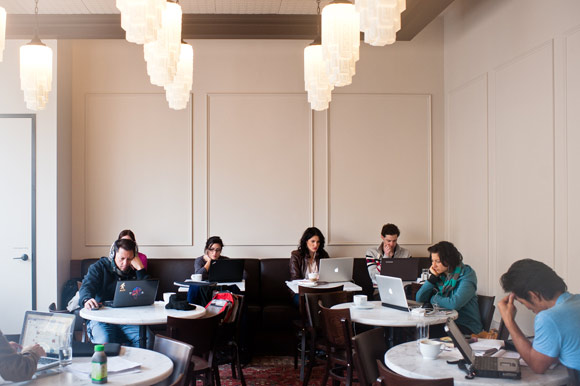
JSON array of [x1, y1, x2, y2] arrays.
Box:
[[498, 293, 518, 324]]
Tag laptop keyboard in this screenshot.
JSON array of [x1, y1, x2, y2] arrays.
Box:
[[475, 356, 497, 371], [38, 357, 58, 365]]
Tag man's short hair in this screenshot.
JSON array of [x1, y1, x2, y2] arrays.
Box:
[[114, 238, 137, 257], [500, 259, 567, 302], [381, 223, 400, 237]]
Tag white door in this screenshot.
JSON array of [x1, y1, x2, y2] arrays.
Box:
[[0, 115, 35, 334]]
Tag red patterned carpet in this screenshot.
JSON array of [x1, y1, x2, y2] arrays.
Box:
[[199, 356, 326, 386]]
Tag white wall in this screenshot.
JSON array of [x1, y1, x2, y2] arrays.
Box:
[[70, 19, 445, 261], [444, 0, 580, 332]]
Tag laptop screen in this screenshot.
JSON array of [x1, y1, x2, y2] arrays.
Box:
[[445, 318, 475, 363], [20, 311, 75, 357]]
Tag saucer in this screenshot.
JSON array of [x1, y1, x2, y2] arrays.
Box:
[[352, 303, 374, 309], [298, 280, 318, 287]]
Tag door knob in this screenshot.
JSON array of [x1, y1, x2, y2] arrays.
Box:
[[13, 254, 29, 261]]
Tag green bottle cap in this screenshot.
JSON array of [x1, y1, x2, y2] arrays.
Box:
[[94, 344, 105, 352]]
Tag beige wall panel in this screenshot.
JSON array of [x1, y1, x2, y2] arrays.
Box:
[[207, 94, 311, 245], [493, 43, 554, 279], [447, 76, 490, 293], [85, 94, 192, 246], [327, 94, 431, 246], [566, 29, 580, 293]]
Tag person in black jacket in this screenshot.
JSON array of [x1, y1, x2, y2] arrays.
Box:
[[79, 238, 148, 347]]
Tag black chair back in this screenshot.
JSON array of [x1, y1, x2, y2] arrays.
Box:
[[352, 327, 387, 386], [477, 294, 495, 331]]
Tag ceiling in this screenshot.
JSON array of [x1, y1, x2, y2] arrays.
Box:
[[3, 0, 455, 40]]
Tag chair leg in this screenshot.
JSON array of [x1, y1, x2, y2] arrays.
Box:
[[300, 329, 307, 381], [234, 344, 246, 386], [294, 332, 299, 370], [213, 364, 221, 386], [321, 356, 331, 386]]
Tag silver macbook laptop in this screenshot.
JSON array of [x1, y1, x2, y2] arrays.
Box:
[[103, 279, 159, 308], [376, 274, 422, 311], [318, 258, 354, 283], [19, 311, 75, 371], [445, 318, 521, 379]]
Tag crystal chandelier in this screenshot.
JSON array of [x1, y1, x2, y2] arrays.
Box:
[[20, 0, 52, 111], [304, 0, 334, 111], [164, 41, 193, 110], [321, 0, 360, 87], [357, 0, 406, 46], [0, 6, 6, 62], [116, 0, 165, 45], [144, 0, 182, 87]]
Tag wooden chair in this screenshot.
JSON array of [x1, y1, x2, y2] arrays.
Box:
[[152, 335, 193, 386], [166, 311, 224, 386], [476, 294, 495, 331], [352, 327, 387, 386], [319, 303, 355, 386], [293, 284, 344, 380], [214, 294, 246, 386], [376, 359, 454, 386], [302, 291, 351, 386]]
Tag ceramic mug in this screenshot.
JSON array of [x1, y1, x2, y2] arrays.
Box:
[[308, 272, 319, 282], [419, 339, 443, 360], [191, 273, 203, 281], [353, 294, 367, 307], [163, 292, 176, 303]]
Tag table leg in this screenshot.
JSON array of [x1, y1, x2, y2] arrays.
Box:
[[139, 326, 147, 348]]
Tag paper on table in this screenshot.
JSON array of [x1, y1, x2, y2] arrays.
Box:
[[67, 357, 141, 375], [470, 339, 504, 351]]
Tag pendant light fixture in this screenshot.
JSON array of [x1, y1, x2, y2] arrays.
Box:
[[304, 0, 334, 111], [144, 0, 182, 87], [357, 0, 406, 46], [0, 6, 6, 62], [116, 0, 165, 45], [321, 0, 360, 87], [20, 0, 52, 111], [164, 41, 193, 110]]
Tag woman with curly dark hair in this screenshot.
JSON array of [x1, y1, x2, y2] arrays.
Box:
[[289, 227, 330, 281]]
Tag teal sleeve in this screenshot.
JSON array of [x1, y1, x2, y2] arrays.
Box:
[[431, 276, 476, 310], [416, 281, 435, 302]]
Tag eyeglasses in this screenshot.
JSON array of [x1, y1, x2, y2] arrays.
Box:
[[208, 248, 222, 253]]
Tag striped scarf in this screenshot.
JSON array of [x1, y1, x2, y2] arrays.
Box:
[[437, 263, 464, 296]]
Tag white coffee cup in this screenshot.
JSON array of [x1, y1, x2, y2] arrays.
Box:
[[419, 339, 443, 360], [163, 292, 176, 303], [353, 294, 367, 307], [191, 273, 203, 281], [308, 272, 319, 282]]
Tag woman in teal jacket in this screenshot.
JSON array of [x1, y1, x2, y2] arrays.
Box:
[[416, 241, 482, 334]]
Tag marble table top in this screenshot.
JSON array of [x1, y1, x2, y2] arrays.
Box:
[[286, 280, 362, 294], [384, 341, 570, 386], [80, 300, 206, 325], [8, 346, 173, 386], [332, 301, 458, 327]]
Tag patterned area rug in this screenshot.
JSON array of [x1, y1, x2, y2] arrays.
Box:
[[199, 356, 326, 386]]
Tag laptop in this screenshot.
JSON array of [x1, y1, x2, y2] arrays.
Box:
[[444, 318, 521, 379], [376, 274, 422, 311], [208, 259, 245, 283], [318, 258, 354, 283], [381, 257, 431, 281], [103, 279, 159, 308], [19, 311, 75, 371]]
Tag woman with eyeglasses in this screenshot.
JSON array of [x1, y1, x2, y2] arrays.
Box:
[[194, 236, 228, 280]]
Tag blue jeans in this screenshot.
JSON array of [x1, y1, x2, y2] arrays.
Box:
[[87, 320, 141, 347]]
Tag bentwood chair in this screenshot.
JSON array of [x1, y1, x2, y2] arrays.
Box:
[[352, 327, 387, 386], [214, 294, 246, 386], [293, 284, 344, 380], [152, 335, 193, 386], [302, 291, 351, 386], [476, 294, 495, 332], [376, 359, 454, 386], [319, 303, 356, 386], [166, 312, 225, 386]]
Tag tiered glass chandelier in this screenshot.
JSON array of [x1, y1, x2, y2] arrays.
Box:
[[0, 6, 6, 62], [304, 0, 333, 111], [321, 0, 360, 87], [164, 41, 193, 110], [116, 0, 165, 45], [144, 0, 182, 87], [20, 0, 52, 111], [357, 0, 406, 46]]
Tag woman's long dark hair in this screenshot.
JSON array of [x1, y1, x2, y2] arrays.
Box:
[[297, 227, 325, 258]]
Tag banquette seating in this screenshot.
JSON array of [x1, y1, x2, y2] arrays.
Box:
[[71, 257, 374, 355]]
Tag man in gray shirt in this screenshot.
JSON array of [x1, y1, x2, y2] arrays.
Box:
[[365, 223, 411, 285]]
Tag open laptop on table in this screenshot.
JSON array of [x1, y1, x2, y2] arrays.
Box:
[[208, 259, 245, 283], [381, 257, 431, 281], [318, 257, 354, 283], [444, 318, 521, 379], [376, 274, 422, 311], [103, 279, 159, 308], [19, 311, 75, 371]]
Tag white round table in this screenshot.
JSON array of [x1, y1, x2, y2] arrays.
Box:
[[384, 341, 571, 386], [332, 301, 458, 327], [20, 346, 173, 385], [80, 301, 206, 347]]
